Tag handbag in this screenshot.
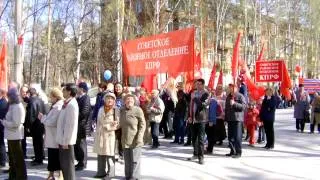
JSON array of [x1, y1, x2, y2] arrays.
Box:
[[304, 110, 310, 123], [314, 107, 320, 113]]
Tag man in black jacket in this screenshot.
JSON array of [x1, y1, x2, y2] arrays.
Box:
[[160, 89, 175, 139], [75, 82, 91, 171], [0, 89, 8, 167], [26, 88, 46, 166], [187, 79, 209, 165], [20, 86, 30, 159], [225, 84, 246, 158]]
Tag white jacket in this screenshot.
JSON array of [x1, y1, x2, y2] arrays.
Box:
[[41, 100, 63, 148], [56, 98, 79, 146], [3, 103, 25, 140]]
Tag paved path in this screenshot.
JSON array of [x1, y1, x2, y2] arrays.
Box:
[[1, 108, 319, 180]]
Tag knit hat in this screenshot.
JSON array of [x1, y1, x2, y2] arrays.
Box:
[[104, 92, 116, 100], [7, 87, 20, 103], [123, 93, 136, 101], [78, 82, 89, 92]]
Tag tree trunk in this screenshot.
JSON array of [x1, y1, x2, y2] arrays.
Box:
[[14, 0, 24, 86], [43, 0, 52, 91]]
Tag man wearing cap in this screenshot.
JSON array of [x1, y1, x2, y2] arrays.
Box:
[[120, 93, 146, 180], [75, 82, 91, 171], [26, 88, 46, 166], [225, 83, 246, 158]]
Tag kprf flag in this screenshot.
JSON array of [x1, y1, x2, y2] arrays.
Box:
[[231, 32, 241, 81], [0, 35, 8, 90]]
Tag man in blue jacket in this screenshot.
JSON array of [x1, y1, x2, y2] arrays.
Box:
[[225, 84, 246, 158]]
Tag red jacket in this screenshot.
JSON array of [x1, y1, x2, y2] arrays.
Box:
[[245, 108, 260, 126]]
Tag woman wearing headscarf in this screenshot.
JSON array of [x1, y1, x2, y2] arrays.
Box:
[[0, 88, 27, 180], [38, 88, 64, 180], [93, 92, 119, 179], [120, 93, 146, 180], [293, 84, 310, 133], [214, 85, 227, 145]]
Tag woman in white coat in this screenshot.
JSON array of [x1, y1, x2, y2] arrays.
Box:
[[93, 92, 119, 178], [0, 87, 27, 180], [38, 88, 64, 180]]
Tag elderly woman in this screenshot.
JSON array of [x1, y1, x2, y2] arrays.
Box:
[[0, 88, 27, 180], [93, 92, 119, 178], [120, 93, 146, 180], [311, 94, 320, 133], [214, 85, 227, 145], [38, 88, 64, 180], [293, 84, 310, 133], [147, 90, 165, 148]]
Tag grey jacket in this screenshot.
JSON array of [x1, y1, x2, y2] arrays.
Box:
[[225, 92, 246, 122], [293, 90, 310, 119], [147, 97, 165, 123], [120, 106, 146, 149]]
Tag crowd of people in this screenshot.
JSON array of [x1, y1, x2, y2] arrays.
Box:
[[0, 78, 318, 180]]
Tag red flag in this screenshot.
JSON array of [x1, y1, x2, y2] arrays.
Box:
[[185, 52, 198, 82], [193, 52, 202, 79], [208, 65, 216, 90], [195, 53, 201, 71], [217, 69, 223, 86], [141, 74, 157, 93], [256, 44, 264, 61], [243, 74, 265, 101], [185, 52, 201, 88], [280, 62, 292, 100], [0, 35, 8, 90], [18, 34, 24, 45], [231, 32, 241, 81], [239, 59, 251, 79]]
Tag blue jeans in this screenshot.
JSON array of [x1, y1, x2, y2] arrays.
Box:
[[227, 121, 242, 155], [150, 122, 160, 147], [174, 116, 185, 143], [192, 123, 205, 159]]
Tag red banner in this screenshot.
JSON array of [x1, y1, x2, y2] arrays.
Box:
[[122, 28, 195, 76], [255, 60, 284, 82]]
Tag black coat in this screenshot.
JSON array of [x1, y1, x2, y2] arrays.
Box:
[[77, 94, 91, 138], [259, 95, 277, 122], [0, 97, 8, 133], [225, 92, 246, 122], [25, 96, 46, 136], [161, 92, 175, 114]]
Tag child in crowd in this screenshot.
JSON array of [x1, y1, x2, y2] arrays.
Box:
[[256, 98, 265, 143], [245, 102, 260, 147]]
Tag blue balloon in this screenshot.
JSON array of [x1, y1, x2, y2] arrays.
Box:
[[104, 70, 112, 80]]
